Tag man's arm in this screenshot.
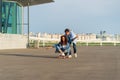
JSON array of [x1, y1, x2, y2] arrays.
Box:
[[71, 35, 78, 41]]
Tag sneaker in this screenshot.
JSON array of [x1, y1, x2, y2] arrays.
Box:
[[61, 53, 65, 56], [74, 53, 77, 58], [68, 55, 72, 58]]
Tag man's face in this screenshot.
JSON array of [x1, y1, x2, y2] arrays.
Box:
[[65, 31, 70, 35]]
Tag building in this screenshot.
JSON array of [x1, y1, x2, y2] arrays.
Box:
[[0, 0, 54, 49], [0, 0, 23, 34], [78, 33, 97, 42], [115, 34, 120, 41]]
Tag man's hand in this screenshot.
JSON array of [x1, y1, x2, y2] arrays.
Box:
[[76, 35, 78, 38]]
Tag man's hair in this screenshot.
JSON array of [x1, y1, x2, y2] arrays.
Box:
[[64, 28, 70, 32]]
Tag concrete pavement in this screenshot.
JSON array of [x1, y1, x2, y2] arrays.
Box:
[[0, 46, 120, 80]]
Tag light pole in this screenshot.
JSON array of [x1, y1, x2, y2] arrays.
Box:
[[27, 0, 30, 48]]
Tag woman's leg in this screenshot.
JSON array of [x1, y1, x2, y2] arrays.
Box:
[[54, 44, 60, 53], [65, 48, 72, 58]]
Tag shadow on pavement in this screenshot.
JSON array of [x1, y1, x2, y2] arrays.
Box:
[[0, 53, 57, 59]]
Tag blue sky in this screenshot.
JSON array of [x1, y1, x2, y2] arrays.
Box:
[[24, 0, 120, 34]]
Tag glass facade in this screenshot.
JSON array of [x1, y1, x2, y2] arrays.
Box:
[[0, 0, 2, 32], [0, 1, 23, 34]]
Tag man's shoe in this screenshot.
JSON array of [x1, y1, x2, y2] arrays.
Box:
[[74, 53, 77, 58]]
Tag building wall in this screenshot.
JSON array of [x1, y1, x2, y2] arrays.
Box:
[[77, 34, 96, 41], [0, 33, 27, 49], [115, 34, 120, 41]]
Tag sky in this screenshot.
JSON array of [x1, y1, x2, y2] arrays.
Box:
[[24, 0, 120, 34]]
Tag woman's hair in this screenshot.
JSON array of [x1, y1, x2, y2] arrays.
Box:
[[60, 35, 68, 45]]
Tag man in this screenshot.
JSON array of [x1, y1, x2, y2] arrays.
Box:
[[64, 28, 78, 58]]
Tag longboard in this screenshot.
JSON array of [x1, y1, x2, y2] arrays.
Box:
[[58, 55, 69, 59]]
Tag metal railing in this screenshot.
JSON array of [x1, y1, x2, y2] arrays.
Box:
[[29, 37, 120, 48]]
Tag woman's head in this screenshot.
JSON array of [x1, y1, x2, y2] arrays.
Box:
[[60, 35, 68, 45]]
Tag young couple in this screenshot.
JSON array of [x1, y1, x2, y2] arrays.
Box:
[[55, 28, 78, 58]]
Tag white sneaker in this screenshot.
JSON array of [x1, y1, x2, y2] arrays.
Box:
[[61, 53, 65, 56], [74, 53, 77, 58], [68, 55, 72, 58]]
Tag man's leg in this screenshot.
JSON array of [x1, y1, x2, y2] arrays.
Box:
[[69, 49, 72, 55], [73, 43, 77, 53], [67, 43, 72, 58], [73, 43, 77, 58]]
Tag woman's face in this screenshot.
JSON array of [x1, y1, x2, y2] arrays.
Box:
[[62, 36, 65, 42]]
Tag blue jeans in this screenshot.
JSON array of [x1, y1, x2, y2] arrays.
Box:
[[73, 43, 77, 53], [54, 44, 70, 56], [69, 43, 77, 55]]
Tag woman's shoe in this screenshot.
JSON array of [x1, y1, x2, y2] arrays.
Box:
[[68, 55, 72, 58]]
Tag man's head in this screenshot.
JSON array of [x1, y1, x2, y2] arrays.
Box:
[[64, 28, 70, 35]]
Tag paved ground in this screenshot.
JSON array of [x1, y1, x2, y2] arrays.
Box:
[[0, 46, 120, 80]]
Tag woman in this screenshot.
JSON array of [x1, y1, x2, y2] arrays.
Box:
[[55, 35, 70, 58]]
